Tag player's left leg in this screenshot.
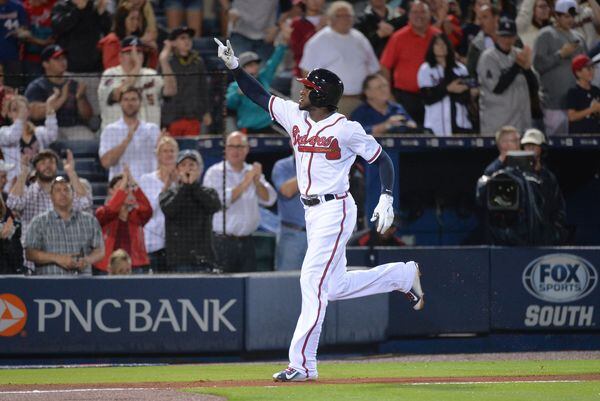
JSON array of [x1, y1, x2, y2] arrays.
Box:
[[273, 197, 355, 382]]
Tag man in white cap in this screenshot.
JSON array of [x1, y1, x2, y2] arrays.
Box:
[[533, 0, 586, 135], [520, 128, 568, 243]]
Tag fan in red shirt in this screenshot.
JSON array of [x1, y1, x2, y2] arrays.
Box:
[[94, 164, 152, 274], [22, 0, 56, 77], [289, 0, 327, 100], [380, 0, 440, 125]]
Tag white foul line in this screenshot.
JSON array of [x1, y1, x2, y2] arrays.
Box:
[[0, 387, 160, 395], [410, 380, 582, 386]]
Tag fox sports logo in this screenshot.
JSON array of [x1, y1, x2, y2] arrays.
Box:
[[522, 254, 597, 303]]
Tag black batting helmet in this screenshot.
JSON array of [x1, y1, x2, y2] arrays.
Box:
[[296, 68, 344, 108]]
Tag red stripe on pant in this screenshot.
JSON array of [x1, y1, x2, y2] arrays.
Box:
[[300, 199, 347, 376]]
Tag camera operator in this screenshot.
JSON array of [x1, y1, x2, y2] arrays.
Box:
[[159, 150, 221, 273], [477, 128, 568, 245], [520, 128, 568, 244], [484, 126, 521, 176]]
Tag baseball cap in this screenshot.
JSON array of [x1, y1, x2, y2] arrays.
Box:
[[572, 54, 593, 74], [555, 0, 578, 15], [176, 149, 203, 166], [32, 149, 59, 167], [121, 36, 142, 52], [169, 26, 195, 40], [521, 128, 546, 146], [238, 51, 261, 68], [41, 44, 66, 62], [497, 16, 517, 37]]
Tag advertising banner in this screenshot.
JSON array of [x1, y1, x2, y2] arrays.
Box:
[[0, 276, 244, 354], [491, 248, 599, 330], [348, 247, 491, 336]]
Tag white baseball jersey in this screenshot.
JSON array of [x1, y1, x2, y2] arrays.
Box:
[[98, 66, 164, 130], [268, 96, 382, 196]]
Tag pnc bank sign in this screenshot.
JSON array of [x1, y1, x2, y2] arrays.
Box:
[[0, 294, 28, 337], [0, 294, 237, 336]]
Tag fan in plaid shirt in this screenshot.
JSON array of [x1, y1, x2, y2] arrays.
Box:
[[25, 176, 103, 275], [7, 149, 93, 273]]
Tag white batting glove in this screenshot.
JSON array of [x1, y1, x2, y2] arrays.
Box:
[[214, 38, 239, 70], [370, 193, 394, 234]]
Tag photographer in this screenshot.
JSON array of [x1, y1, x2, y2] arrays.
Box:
[[159, 150, 221, 273], [418, 33, 475, 136], [520, 129, 568, 244], [483, 126, 521, 176], [94, 165, 152, 275], [477, 16, 538, 135], [478, 128, 568, 245]]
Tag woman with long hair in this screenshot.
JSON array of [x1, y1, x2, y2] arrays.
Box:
[[418, 33, 474, 136], [97, 4, 158, 69], [517, 0, 553, 49]]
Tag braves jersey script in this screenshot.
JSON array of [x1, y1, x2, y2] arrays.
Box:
[[268, 96, 382, 196]]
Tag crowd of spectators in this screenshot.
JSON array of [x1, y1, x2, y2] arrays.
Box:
[[1, 0, 597, 275]]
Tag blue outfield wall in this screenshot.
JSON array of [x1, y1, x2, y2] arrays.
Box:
[[1, 247, 598, 355], [348, 247, 491, 336]]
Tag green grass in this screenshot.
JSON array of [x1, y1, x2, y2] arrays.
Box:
[[193, 381, 600, 401], [1, 359, 599, 385]]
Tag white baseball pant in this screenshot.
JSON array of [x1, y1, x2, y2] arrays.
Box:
[[287, 193, 417, 378]]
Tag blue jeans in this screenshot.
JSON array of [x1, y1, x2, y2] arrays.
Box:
[[275, 225, 307, 271]]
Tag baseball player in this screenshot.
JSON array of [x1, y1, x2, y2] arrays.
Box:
[[214, 38, 425, 382]]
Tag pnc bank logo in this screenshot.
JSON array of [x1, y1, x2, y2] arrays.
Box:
[[0, 294, 27, 337]]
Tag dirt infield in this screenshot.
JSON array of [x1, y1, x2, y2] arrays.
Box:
[[1, 373, 599, 401]]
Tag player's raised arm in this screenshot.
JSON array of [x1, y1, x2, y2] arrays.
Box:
[[214, 38, 271, 112]]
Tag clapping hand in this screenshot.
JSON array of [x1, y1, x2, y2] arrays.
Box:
[[46, 87, 61, 114], [0, 217, 14, 240], [214, 38, 239, 69], [515, 46, 532, 70], [251, 162, 263, 183], [63, 149, 76, 177]]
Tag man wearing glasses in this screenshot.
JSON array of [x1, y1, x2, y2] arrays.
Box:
[[25, 176, 104, 275], [202, 131, 277, 272]]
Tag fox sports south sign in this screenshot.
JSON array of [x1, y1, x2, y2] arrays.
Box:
[[523, 254, 597, 303]]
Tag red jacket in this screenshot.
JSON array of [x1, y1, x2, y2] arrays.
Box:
[[94, 188, 152, 271], [290, 17, 317, 78]]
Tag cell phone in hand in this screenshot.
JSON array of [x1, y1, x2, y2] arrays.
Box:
[[461, 77, 479, 88]]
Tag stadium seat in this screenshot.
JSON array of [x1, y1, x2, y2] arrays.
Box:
[[176, 138, 198, 150]]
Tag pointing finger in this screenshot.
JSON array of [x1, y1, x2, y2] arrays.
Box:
[[214, 37, 224, 47]]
